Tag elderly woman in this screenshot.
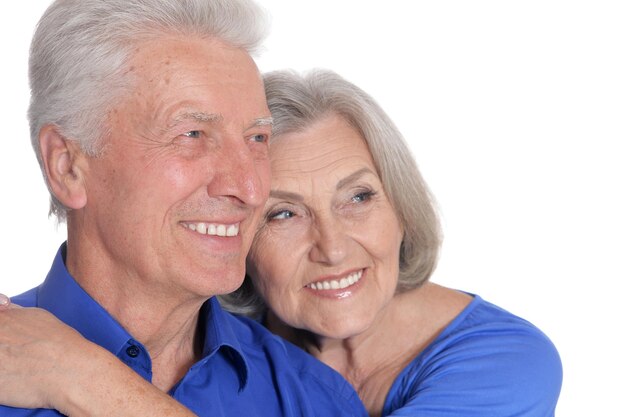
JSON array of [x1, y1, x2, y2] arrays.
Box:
[[0, 70, 562, 416]]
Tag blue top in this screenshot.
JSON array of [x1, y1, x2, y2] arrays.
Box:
[[382, 294, 562, 416], [6, 244, 367, 417]]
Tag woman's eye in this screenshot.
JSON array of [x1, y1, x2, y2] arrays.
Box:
[[182, 130, 202, 139], [268, 209, 294, 220], [352, 191, 375, 203]]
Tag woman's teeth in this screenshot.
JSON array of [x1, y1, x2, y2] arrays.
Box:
[[306, 270, 363, 291]]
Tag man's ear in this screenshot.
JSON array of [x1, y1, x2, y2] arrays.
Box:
[[39, 125, 88, 210]]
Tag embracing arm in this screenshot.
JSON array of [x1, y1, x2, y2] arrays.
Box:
[[0, 295, 196, 417]]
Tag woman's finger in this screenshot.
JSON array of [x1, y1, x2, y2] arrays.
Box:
[[0, 293, 21, 310]]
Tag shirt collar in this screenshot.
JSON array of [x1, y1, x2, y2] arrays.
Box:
[[38, 243, 250, 390], [37, 243, 132, 356], [199, 297, 250, 390]]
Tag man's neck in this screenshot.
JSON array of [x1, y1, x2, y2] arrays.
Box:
[[65, 232, 207, 392]]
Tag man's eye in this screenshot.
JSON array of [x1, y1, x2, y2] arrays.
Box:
[[251, 134, 268, 143], [182, 130, 202, 139]]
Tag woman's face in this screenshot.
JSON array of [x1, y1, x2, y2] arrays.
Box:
[[246, 114, 404, 339]]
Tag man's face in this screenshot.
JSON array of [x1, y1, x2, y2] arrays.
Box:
[[76, 36, 271, 300]]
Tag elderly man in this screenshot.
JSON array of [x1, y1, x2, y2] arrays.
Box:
[[0, 0, 366, 416]]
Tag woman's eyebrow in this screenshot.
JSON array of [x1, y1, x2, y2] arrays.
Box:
[[269, 190, 303, 202], [268, 168, 374, 202], [336, 168, 375, 190]]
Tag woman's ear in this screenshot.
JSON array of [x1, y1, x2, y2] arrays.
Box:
[[39, 125, 88, 210]]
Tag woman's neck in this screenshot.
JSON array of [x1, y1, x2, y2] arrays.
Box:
[[265, 287, 425, 417], [265, 283, 473, 417]]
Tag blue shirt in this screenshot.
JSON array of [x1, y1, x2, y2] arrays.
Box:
[[382, 295, 562, 416], [6, 244, 367, 417]]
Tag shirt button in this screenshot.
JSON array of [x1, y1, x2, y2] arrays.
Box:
[[126, 345, 140, 358]]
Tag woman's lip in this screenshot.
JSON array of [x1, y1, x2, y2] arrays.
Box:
[[304, 269, 365, 292]]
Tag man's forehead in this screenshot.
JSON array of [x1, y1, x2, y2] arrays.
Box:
[[118, 35, 269, 129], [128, 34, 253, 69]]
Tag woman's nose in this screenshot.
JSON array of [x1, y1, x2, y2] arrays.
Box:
[[308, 217, 348, 265]]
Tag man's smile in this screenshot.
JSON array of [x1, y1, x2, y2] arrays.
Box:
[[181, 221, 240, 237]]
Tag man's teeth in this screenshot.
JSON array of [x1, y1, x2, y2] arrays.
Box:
[[306, 270, 363, 291], [183, 222, 239, 237]]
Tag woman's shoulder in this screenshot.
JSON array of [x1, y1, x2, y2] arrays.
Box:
[[449, 293, 561, 357], [423, 292, 562, 386], [384, 292, 562, 416]]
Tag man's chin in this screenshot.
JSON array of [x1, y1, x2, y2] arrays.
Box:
[[192, 269, 246, 298]]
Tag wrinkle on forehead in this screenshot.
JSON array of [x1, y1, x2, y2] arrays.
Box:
[[271, 139, 370, 177]]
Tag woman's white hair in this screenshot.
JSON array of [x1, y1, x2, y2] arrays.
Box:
[[28, 0, 269, 221], [219, 69, 442, 317]]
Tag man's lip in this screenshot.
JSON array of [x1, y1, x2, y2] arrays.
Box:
[[180, 221, 240, 237]]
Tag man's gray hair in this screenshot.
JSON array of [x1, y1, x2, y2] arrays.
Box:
[[219, 69, 442, 318], [29, 0, 269, 221]]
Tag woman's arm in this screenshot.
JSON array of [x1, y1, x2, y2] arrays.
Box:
[[0, 296, 196, 417]]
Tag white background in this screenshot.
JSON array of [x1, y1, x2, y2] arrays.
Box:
[[1, 1, 625, 415]]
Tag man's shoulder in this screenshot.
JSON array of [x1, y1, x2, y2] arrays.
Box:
[[10, 246, 62, 308], [10, 286, 39, 307]]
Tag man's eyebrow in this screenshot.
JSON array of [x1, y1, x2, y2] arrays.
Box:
[[250, 117, 274, 128], [171, 111, 223, 125], [336, 168, 375, 190], [269, 189, 303, 202]]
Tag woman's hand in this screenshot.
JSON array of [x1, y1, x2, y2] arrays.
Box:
[[0, 295, 102, 411], [0, 297, 86, 411], [0, 293, 13, 310], [0, 294, 197, 416]]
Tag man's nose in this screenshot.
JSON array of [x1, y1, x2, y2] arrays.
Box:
[[206, 137, 269, 208]]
